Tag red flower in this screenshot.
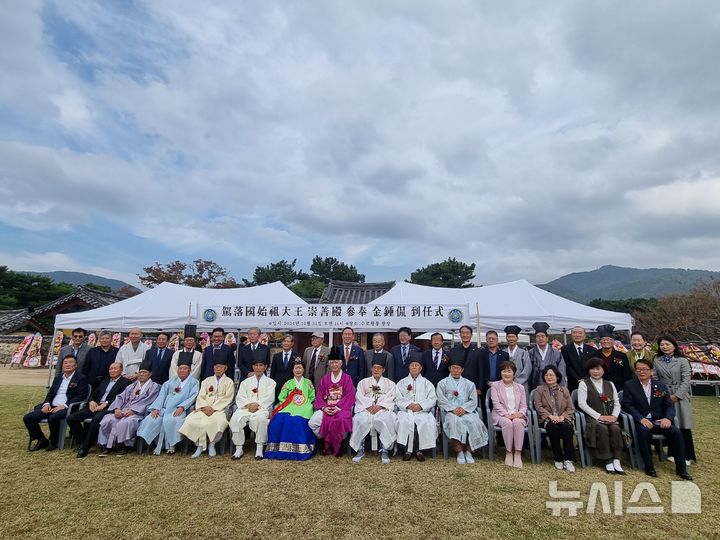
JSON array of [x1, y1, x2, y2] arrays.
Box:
[[653, 388, 665, 398], [252, 388, 257, 393], [68, 383, 77, 389], [452, 390, 459, 397], [331, 384, 340, 391], [599, 394, 609, 402], [134, 390, 141, 397], [407, 384, 413, 391], [208, 386, 215, 393], [174, 386, 181, 393]]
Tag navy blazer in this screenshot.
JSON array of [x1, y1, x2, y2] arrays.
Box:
[[199, 344, 235, 381], [479, 347, 510, 389], [82, 346, 119, 388], [390, 343, 421, 383], [90, 376, 131, 405], [560, 343, 594, 392], [238, 343, 271, 378], [43, 371, 89, 406], [144, 347, 175, 385], [421, 348, 450, 386], [622, 377, 676, 423], [335, 343, 366, 387], [270, 350, 302, 399]]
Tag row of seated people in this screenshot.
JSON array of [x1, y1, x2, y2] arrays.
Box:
[[24, 346, 693, 479]]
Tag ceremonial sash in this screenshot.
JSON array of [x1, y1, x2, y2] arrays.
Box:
[[271, 388, 303, 419]]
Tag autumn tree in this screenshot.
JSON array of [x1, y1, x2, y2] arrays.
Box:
[[139, 260, 239, 288], [633, 280, 720, 342], [408, 258, 476, 288]]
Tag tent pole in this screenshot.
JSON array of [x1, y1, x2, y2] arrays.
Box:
[[475, 303, 481, 346], [563, 329, 567, 345], [45, 324, 58, 388], [328, 328, 334, 349]]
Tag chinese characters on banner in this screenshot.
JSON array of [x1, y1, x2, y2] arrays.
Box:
[[197, 304, 469, 330]]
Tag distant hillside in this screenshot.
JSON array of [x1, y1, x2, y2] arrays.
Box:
[[21, 271, 140, 294], [538, 265, 720, 303]]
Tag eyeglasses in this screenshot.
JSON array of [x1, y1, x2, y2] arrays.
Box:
[[635, 368, 651, 372], [72, 335, 84, 339]]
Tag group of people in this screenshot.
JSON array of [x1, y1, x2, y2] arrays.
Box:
[[23, 323, 697, 478]]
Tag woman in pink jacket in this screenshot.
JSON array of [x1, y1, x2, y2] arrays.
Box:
[[490, 361, 528, 467]]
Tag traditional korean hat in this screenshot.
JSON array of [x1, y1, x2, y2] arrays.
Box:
[[251, 349, 268, 366], [447, 356, 465, 368], [504, 325, 522, 336], [177, 352, 193, 367], [213, 354, 229, 366], [532, 322, 550, 335], [596, 324, 615, 339], [407, 351, 423, 366], [371, 356, 387, 368], [213, 348, 232, 366], [327, 349, 341, 361], [138, 358, 153, 372], [183, 324, 197, 339]]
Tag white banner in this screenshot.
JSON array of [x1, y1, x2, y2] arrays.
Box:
[[197, 303, 470, 331]]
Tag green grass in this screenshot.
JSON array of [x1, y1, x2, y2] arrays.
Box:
[[1, 386, 718, 540]]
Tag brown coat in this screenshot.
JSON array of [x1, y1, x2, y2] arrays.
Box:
[[534, 384, 574, 423]]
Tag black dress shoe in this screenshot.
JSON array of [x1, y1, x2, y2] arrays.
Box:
[[98, 448, 112, 457], [116, 447, 128, 456], [402, 452, 413, 461], [415, 451, 426, 462], [645, 469, 658, 478], [29, 439, 49, 452], [46, 443, 58, 452], [678, 472, 693, 481], [76, 448, 88, 458], [606, 469, 616, 474]]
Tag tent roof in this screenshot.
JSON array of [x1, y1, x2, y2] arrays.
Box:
[[54, 281, 307, 331], [370, 280, 633, 332]]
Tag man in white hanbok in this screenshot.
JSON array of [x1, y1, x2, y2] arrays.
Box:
[[396, 353, 437, 461], [136, 356, 200, 454], [437, 357, 488, 464], [116, 327, 150, 380], [350, 356, 396, 464], [229, 357, 276, 460], [169, 335, 203, 380], [179, 357, 234, 458]]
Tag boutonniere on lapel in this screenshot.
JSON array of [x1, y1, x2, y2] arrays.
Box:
[[407, 384, 413, 391], [174, 386, 181, 393], [252, 387, 258, 394], [452, 390, 459, 397], [442, 354, 450, 364], [613, 357, 624, 366], [134, 389, 141, 398], [371, 385, 381, 403], [599, 394, 613, 413], [208, 385, 215, 394], [319, 354, 325, 361], [653, 387, 666, 398], [68, 382, 77, 389], [350, 355, 358, 361]]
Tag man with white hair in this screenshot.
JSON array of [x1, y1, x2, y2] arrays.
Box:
[[116, 327, 150, 380]]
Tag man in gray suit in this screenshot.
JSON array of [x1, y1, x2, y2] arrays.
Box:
[[57, 327, 91, 372], [303, 331, 331, 388], [364, 333, 395, 381]]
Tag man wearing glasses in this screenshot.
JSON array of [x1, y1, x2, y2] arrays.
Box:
[[57, 328, 90, 372]]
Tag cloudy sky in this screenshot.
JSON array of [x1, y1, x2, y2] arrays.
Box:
[[2, 1, 719, 288]]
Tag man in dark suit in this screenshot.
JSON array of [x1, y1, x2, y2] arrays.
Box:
[[335, 326, 365, 386], [422, 332, 449, 386], [199, 327, 235, 381], [270, 334, 301, 400], [82, 330, 119, 390], [57, 327, 90, 372], [365, 333, 395, 381], [450, 325, 484, 397], [144, 331, 175, 385], [479, 330, 510, 391], [24, 354, 89, 451], [560, 326, 594, 392], [67, 361, 130, 457], [622, 358, 692, 480], [390, 327, 421, 383], [238, 327, 271, 379]]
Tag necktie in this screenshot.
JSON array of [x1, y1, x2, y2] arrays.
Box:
[[309, 349, 317, 380], [402, 345, 408, 363], [252, 344, 256, 351], [157, 348, 163, 361], [72, 348, 78, 357], [577, 346, 582, 358], [345, 346, 350, 362], [284, 352, 289, 369], [434, 350, 440, 370]]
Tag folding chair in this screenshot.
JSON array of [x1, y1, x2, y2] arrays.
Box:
[[529, 388, 584, 467], [488, 390, 536, 464]]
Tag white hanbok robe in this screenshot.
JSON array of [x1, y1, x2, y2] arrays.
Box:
[[395, 374, 438, 451], [349, 376, 397, 452], [98, 379, 160, 447], [229, 374, 276, 446], [436, 376, 488, 451], [169, 349, 203, 380], [178, 375, 234, 449], [117, 341, 150, 377], [136, 376, 200, 454]]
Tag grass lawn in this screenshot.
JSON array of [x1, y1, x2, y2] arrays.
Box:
[[1, 385, 718, 540]]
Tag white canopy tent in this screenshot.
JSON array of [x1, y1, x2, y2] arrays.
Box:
[[54, 281, 307, 332], [370, 280, 633, 333]]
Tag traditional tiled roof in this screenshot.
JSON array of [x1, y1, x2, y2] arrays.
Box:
[[0, 309, 31, 333], [31, 286, 124, 317], [319, 280, 395, 304]]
